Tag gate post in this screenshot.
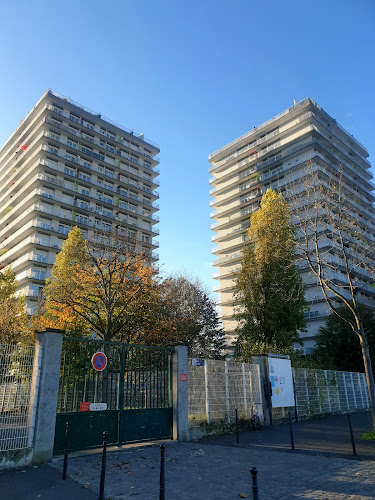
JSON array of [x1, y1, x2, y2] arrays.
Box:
[[251, 355, 271, 426], [32, 329, 64, 463], [171, 344, 189, 441]]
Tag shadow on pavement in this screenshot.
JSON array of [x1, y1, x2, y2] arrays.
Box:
[[199, 410, 375, 461]]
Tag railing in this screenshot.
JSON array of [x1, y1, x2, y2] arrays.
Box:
[[33, 203, 160, 235], [43, 131, 160, 186], [47, 89, 160, 150], [45, 117, 160, 174], [212, 251, 243, 266], [40, 159, 160, 210], [209, 97, 367, 161], [209, 98, 311, 160], [0, 344, 37, 452], [212, 129, 281, 171]]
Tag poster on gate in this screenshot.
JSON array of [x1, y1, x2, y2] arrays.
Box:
[[267, 356, 295, 408]]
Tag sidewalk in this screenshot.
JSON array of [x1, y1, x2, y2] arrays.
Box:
[[201, 411, 375, 460], [0, 413, 374, 499]]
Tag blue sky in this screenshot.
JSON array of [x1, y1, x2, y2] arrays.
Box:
[[0, 0, 374, 295]]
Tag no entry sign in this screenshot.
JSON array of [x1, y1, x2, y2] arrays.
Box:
[[91, 351, 107, 371]]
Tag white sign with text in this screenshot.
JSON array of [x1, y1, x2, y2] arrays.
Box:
[[268, 357, 295, 408]]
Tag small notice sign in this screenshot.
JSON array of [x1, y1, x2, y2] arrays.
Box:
[[191, 359, 204, 367], [89, 403, 107, 411], [80, 402, 91, 412], [180, 373, 187, 381]]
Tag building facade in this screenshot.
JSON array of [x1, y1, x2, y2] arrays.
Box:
[[209, 98, 375, 352], [0, 90, 160, 315]]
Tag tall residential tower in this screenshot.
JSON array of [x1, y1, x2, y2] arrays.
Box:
[[0, 90, 160, 314], [209, 98, 375, 352]]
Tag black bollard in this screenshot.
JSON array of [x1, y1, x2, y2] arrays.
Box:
[[99, 431, 108, 500], [159, 444, 165, 500], [250, 467, 259, 500], [62, 421, 70, 480], [347, 414, 357, 456], [235, 408, 239, 445], [288, 411, 295, 450]]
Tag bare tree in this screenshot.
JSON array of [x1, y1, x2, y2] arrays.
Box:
[[289, 160, 375, 428]]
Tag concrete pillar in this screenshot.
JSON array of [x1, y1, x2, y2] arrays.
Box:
[[31, 329, 64, 463], [171, 344, 189, 441], [251, 355, 272, 426]]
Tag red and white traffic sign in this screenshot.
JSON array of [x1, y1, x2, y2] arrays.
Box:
[[91, 351, 107, 371]]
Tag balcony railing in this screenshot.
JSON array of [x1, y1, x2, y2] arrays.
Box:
[[43, 131, 160, 185], [47, 90, 160, 150], [209, 98, 311, 160], [45, 115, 161, 166], [40, 159, 160, 210]]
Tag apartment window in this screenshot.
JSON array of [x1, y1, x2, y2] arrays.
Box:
[[64, 152, 76, 162], [70, 113, 80, 123], [143, 197, 151, 206], [95, 218, 101, 226], [35, 253, 47, 264], [67, 139, 77, 149], [82, 160, 92, 169], [78, 172, 90, 182], [49, 132, 60, 141], [33, 269, 46, 281], [130, 156, 138, 164], [129, 203, 137, 213], [119, 201, 128, 210], [128, 230, 136, 239], [106, 144, 115, 153], [144, 161, 151, 168], [83, 120, 95, 130], [102, 222, 111, 232], [82, 133, 94, 143], [103, 181, 114, 191], [105, 168, 114, 178], [130, 191, 137, 201], [102, 208, 112, 217], [142, 234, 150, 243], [53, 104, 63, 114], [107, 132, 116, 140], [58, 224, 70, 235], [103, 195, 113, 205], [48, 145, 59, 155], [80, 187, 90, 196], [69, 125, 79, 135], [76, 199, 89, 210], [100, 128, 106, 136], [64, 166, 75, 176]]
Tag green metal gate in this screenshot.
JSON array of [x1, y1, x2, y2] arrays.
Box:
[[54, 338, 173, 453]]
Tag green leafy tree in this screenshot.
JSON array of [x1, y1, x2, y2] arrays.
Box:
[[234, 189, 306, 361], [140, 276, 226, 358], [0, 268, 28, 343], [312, 304, 375, 372]]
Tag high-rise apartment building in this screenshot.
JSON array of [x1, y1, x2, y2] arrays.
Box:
[[0, 90, 160, 314], [209, 98, 375, 352]]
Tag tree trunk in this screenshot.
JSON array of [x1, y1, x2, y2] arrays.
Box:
[[358, 326, 375, 431]]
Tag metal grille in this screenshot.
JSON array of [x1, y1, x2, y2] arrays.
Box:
[[0, 344, 37, 451], [293, 368, 369, 420], [188, 359, 262, 428], [57, 338, 172, 413]]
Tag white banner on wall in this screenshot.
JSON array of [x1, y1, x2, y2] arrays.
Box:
[[267, 356, 295, 408]]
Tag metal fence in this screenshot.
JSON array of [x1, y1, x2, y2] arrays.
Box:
[[293, 368, 369, 418], [188, 359, 263, 431], [270, 367, 370, 421], [0, 344, 38, 451]]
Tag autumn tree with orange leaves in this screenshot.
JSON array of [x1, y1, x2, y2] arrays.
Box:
[[40, 227, 158, 341]]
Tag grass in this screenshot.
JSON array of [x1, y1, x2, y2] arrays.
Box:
[[361, 431, 375, 440]]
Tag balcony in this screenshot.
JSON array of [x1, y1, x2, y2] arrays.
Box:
[[43, 131, 160, 185], [212, 251, 243, 267], [47, 91, 160, 150], [39, 158, 160, 210]]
